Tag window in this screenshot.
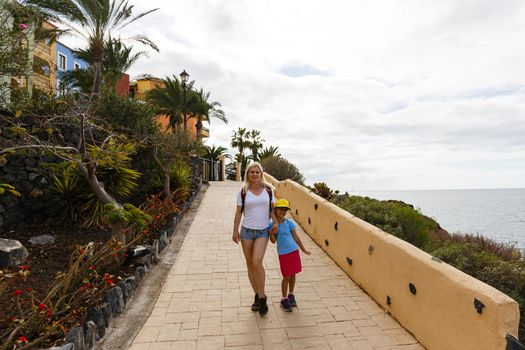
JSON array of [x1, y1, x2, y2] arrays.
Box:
[[57, 79, 66, 96], [74, 62, 81, 70], [58, 53, 67, 70]]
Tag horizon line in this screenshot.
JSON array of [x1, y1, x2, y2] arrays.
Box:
[[347, 187, 525, 192]]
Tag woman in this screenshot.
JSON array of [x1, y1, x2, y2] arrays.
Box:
[[232, 162, 278, 316]]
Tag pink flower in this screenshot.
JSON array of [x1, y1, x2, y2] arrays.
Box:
[[19, 23, 28, 30]]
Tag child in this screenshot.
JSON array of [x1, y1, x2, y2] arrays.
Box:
[[269, 199, 311, 312]]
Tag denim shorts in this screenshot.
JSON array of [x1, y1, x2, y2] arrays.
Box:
[[240, 226, 270, 240]]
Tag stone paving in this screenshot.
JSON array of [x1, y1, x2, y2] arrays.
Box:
[[129, 181, 424, 350]]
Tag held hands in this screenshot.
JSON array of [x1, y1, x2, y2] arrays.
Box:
[[232, 230, 240, 244], [270, 223, 278, 235]]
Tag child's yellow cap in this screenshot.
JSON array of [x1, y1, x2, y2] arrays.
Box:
[[275, 199, 291, 210]]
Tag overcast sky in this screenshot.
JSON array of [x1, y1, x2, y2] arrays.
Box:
[[63, 0, 525, 191]]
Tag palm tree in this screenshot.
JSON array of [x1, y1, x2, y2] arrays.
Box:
[[60, 38, 147, 93], [188, 88, 227, 140], [146, 75, 194, 132], [247, 129, 264, 161], [258, 145, 281, 161], [26, 0, 159, 97], [231, 127, 249, 165], [204, 145, 230, 161]]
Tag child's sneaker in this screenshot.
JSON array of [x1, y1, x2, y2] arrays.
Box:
[[280, 298, 292, 312], [258, 296, 269, 316], [251, 294, 259, 311], [288, 293, 297, 307]]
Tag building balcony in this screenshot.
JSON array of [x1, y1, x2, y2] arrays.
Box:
[[34, 41, 52, 62], [32, 73, 53, 92], [200, 126, 209, 138]]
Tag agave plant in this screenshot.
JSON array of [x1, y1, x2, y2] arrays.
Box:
[[48, 141, 141, 227]]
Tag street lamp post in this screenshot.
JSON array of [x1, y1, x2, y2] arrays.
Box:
[[180, 70, 189, 130]]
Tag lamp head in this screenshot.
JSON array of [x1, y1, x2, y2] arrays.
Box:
[[179, 70, 189, 83]]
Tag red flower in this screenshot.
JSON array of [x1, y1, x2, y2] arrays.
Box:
[[105, 279, 114, 286], [26, 287, 33, 292], [8, 316, 16, 322], [13, 289, 23, 296], [113, 252, 119, 257], [18, 336, 28, 343], [46, 309, 52, 318], [89, 265, 96, 271], [38, 303, 46, 311], [18, 23, 28, 30], [20, 265, 30, 271]]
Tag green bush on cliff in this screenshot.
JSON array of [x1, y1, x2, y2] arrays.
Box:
[[337, 195, 436, 249], [431, 242, 525, 306]]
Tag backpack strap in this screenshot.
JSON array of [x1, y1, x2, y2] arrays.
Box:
[[241, 186, 273, 213], [241, 188, 247, 213], [266, 186, 273, 212]]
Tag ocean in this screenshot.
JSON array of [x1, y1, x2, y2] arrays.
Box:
[[349, 188, 525, 250]]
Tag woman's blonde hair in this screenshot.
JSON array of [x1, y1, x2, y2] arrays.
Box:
[[243, 162, 270, 191]]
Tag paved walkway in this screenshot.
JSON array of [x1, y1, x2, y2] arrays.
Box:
[[129, 182, 424, 350]]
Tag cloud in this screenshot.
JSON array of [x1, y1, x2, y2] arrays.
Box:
[[278, 64, 329, 77], [60, 0, 525, 191]]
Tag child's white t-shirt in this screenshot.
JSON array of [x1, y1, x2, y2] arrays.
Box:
[[236, 188, 274, 230]]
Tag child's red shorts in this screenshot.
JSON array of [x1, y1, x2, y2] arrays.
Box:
[[278, 249, 302, 277]]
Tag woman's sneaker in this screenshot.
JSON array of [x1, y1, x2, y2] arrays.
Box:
[[288, 293, 297, 307], [280, 298, 292, 312], [251, 294, 259, 311], [258, 296, 268, 316]]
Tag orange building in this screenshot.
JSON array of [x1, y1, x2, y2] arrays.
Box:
[[129, 77, 209, 138]]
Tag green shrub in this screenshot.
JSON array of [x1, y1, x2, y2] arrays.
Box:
[[260, 156, 305, 184], [97, 93, 159, 135], [152, 159, 192, 199], [309, 182, 339, 200], [9, 88, 70, 115], [337, 195, 435, 249], [169, 159, 192, 194]]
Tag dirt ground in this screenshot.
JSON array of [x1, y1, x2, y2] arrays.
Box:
[[0, 225, 112, 335]]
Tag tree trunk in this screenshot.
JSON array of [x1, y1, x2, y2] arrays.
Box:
[[77, 161, 128, 242], [152, 147, 170, 199], [162, 170, 170, 199], [90, 40, 104, 98], [196, 119, 202, 141], [78, 162, 118, 206]]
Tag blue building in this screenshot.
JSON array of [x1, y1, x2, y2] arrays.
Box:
[[56, 41, 88, 93]]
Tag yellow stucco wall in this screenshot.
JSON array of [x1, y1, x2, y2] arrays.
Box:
[[264, 174, 520, 350]]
